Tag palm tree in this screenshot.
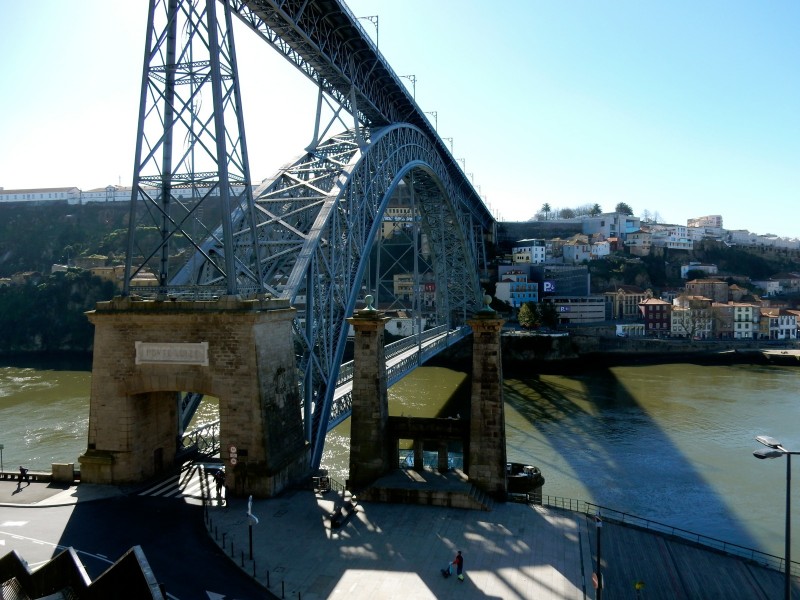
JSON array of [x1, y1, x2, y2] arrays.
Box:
[[541, 203, 551, 220]]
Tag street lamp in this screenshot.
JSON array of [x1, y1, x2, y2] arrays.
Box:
[[424, 111, 437, 130], [400, 74, 416, 99], [754, 434, 799, 600], [358, 15, 379, 48]]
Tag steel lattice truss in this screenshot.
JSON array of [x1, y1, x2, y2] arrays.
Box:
[[124, 0, 494, 469], [178, 124, 479, 466], [125, 0, 262, 296]]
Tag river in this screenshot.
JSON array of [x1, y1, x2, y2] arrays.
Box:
[[1, 357, 798, 562]]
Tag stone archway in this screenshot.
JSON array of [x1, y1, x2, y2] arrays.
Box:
[[79, 296, 309, 498]]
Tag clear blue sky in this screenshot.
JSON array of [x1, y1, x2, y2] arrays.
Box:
[[1, 1, 797, 238]]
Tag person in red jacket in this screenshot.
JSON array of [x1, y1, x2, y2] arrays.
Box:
[[452, 550, 464, 581]]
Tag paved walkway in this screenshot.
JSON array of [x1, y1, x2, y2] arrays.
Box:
[[205, 484, 795, 600], [0, 477, 125, 506], [1, 476, 795, 599]]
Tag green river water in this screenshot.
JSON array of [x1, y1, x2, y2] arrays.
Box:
[[1, 358, 798, 562]]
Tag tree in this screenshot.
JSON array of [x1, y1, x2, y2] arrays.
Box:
[[541, 203, 551, 220], [518, 302, 536, 329], [539, 301, 559, 329], [671, 295, 713, 339], [615, 202, 634, 216], [589, 203, 602, 217], [560, 208, 576, 219]]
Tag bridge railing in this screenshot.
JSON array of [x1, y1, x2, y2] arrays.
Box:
[[537, 495, 798, 577], [181, 420, 221, 459], [127, 285, 261, 301], [328, 326, 470, 430]]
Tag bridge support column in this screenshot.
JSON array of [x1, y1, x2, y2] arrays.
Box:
[[346, 302, 392, 490], [437, 441, 449, 473], [79, 296, 309, 497], [467, 304, 507, 500]]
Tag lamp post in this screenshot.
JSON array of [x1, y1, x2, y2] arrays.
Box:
[[246, 495, 259, 560], [754, 434, 799, 600], [594, 512, 603, 600], [400, 74, 416, 99], [424, 111, 438, 131], [358, 15, 379, 48]]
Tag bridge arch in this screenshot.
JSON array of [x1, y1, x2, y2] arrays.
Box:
[[169, 123, 482, 468]]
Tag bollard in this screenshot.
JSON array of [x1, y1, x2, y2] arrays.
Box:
[[240, 550, 244, 567], [222, 532, 226, 546], [252, 562, 256, 577], [282, 581, 285, 599], [266, 571, 270, 588], [230, 540, 235, 557], [214, 525, 218, 540]]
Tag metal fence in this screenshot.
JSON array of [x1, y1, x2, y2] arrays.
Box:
[[538, 494, 797, 576]]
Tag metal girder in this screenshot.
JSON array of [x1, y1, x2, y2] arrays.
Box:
[[125, 0, 263, 297], [123, 0, 497, 470], [177, 124, 481, 467], [224, 0, 495, 233]]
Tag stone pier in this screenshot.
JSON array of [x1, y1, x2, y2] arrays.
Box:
[[346, 299, 392, 490], [467, 301, 507, 500], [79, 295, 309, 497]]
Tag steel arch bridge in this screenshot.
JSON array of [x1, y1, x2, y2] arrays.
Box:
[[122, 0, 496, 469]]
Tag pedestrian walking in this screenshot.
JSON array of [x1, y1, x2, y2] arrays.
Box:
[[18, 466, 29, 486], [214, 469, 225, 503], [452, 550, 464, 581]]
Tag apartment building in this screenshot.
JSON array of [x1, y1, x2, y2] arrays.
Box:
[[511, 239, 547, 264], [759, 308, 798, 340], [680, 263, 718, 279], [687, 215, 723, 228], [685, 279, 729, 304], [583, 212, 641, 241], [731, 303, 759, 339], [639, 297, 672, 335], [671, 296, 713, 339], [625, 230, 652, 257], [495, 270, 539, 308], [650, 225, 693, 251], [0, 187, 81, 204]]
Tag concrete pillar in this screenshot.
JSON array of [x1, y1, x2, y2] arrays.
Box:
[[467, 298, 507, 499], [346, 299, 392, 490]]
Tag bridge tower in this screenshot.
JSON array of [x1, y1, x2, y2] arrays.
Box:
[[86, 0, 496, 484], [467, 298, 508, 499], [80, 0, 309, 495]]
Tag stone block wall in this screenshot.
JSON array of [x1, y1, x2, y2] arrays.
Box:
[[80, 296, 309, 496]]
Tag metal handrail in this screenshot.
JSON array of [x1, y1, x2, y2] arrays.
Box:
[[181, 420, 221, 458], [537, 495, 799, 576]]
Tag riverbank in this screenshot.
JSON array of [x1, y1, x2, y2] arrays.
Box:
[[427, 331, 800, 374]]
